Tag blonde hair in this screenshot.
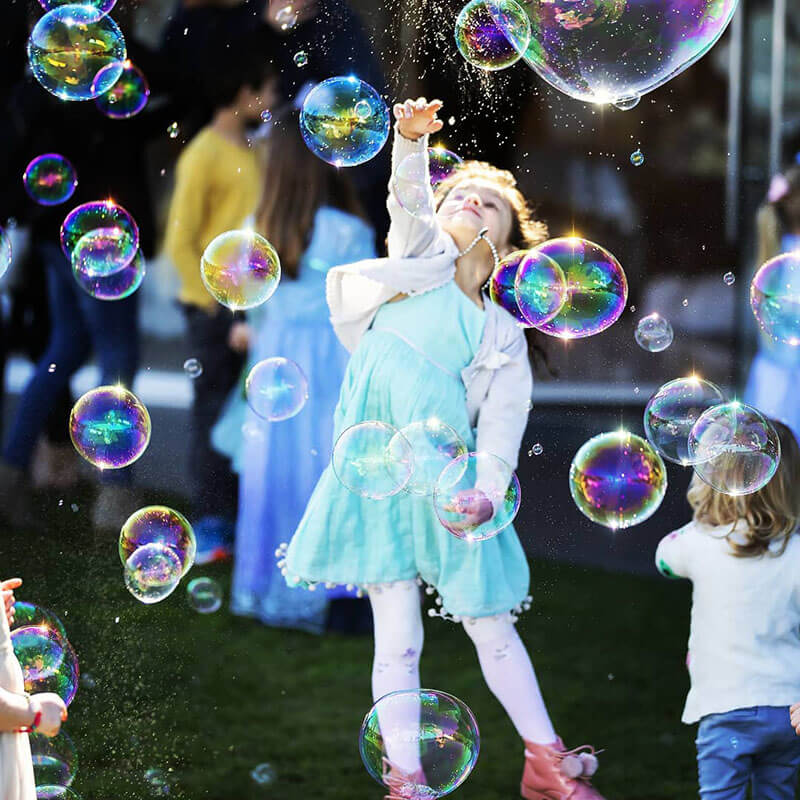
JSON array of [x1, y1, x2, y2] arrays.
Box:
[[688, 420, 800, 558]]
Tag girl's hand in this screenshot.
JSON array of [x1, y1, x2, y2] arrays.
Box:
[[1, 578, 22, 628], [791, 702, 800, 735], [29, 693, 67, 738], [393, 98, 444, 142], [442, 489, 494, 533]]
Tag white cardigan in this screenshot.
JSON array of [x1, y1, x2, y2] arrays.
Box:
[[325, 128, 532, 471]]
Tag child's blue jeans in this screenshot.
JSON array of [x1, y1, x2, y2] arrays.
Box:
[[696, 706, 800, 799]]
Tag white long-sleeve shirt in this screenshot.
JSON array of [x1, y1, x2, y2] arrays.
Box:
[[656, 520, 800, 724]]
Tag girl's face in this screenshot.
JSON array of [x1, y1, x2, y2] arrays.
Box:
[[437, 179, 513, 254]]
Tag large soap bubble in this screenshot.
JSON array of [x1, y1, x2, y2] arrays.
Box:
[[750, 251, 800, 346], [455, 0, 531, 71], [11, 625, 79, 706], [395, 419, 468, 496], [30, 730, 78, 787], [514, 248, 568, 327], [28, 4, 126, 101], [71, 228, 145, 300], [61, 200, 139, 259], [428, 147, 463, 186], [359, 689, 480, 798], [124, 543, 183, 605], [300, 76, 390, 167], [93, 59, 149, 118], [119, 506, 196, 577], [245, 358, 309, 421], [569, 431, 667, 529], [511, 0, 738, 107], [688, 402, 780, 496], [644, 376, 726, 465], [23, 154, 78, 206], [11, 602, 68, 642]]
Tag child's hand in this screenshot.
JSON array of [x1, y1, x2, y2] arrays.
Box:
[[393, 98, 444, 142], [791, 702, 800, 735], [442, 489, 494, 533], [1, 578, 22, 628], [30, 693, 68, 737], [228, 321, 252, 354]]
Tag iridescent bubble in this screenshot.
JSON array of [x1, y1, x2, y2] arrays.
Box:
[[428, 147, 463, 186], [11, 625, 79, 706], [119, 506, 196, 577], [11, 602, 68, 642], [688, 402, 780, 496], [0, 227, 11, 280], [644, 376, 726, 465], [69, 385, 151, 469], [433, 452, 520, 541], [723, 271, 735, 286], [30, 730, 78, 787], [201, 230, 281, 311], [293, 50, 308, 67], [300, 76, 390, 167], [393, 152, 435, 221], [36, 788, 82, 800], [512, 0, 738, 106], [634, 313, 673, 353], [531, 442, 543, 456], [183, 358, 202, 378], [60, 199, 139, 259], [275, 4, 298, 29], [455, 0, 531, 71], [260, 109, 272, 123], [251, 763, 276, 786], [630, 148, 645, 167], [144, 767, 171, 795], [489, 251, 531, 324], [359, 689, 480, 798], [27, 5, 126, 102], [750, 251, 800, 346], [514, 248, 568, 327], [394, 419, 468, 497], [124, 543, 182, 605], [332, 421, 414, 500], [38, 0, 116, 13], [94, 60, 149, 119], [167, 121, 179, 139], [245, 358, 309, 421], [186, 577, 223, 614], [569, 431, 667, 530], [355, 99, 372, 119], [530, 237, 628, 339], [71, 228, 145, 301], [23, 154, 78, 206]]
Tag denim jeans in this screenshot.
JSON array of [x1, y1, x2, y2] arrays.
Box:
[[696, 706, 800, 799]]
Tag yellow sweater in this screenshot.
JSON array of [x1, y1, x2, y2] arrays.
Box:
[[164, 127, 262, 309]]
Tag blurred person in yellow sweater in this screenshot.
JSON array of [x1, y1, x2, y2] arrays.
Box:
[[164, 49, 279, 563]]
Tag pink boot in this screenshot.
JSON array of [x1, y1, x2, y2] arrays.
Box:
[[381, 757, 432, 799], [521, 738, 605, 800]]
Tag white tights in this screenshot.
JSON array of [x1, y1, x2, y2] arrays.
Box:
[[368, 581, 556, 773]]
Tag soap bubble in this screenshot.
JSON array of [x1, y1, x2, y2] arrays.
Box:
[[167, 121, 179, 139], [332, 421, 414, 500], [723, 271, 735, 286], [0, 228, 11, 280], [30, 730, 78, 787], [251, 763, 276, 786], [28, 4, 126, 101], [11, 625, 79, 706], [688, 402, 780, 496], [455, 0, 531, 71], [360, 689, 480, 798], [630, 148, 645, 167], [245, 358, 309, 421], [300, 76, 390, 167], [635, 313, 674, 352], [433, 452, 520, 541], [183, 358, 202, 378], [395, 419, 468, 496], [531, 443, 543, 456], [569, 431, 667, 530], [514, 248, 568, 327], [94, 59, 149, 119], [428, 147, 463, 186], [293, 50, 308, 67], [60, 199, 139, 259], [38, 0, 116, 13], [36, 788, 82, 800], [260, 109, 272, 123], [201, 230, 281, 311], [489, 251, 532, 324], [750, 252, 800, 346], [144, 767, 171, 795], [124, 543, 182, 605], [23, 154, 78, 206], [119, 506, 196, 577], [11, 603, 68, 642], [69, 385, 151, 469], [511, 0, 738, 106], [614, 95, 641, 111], [187, 577, 223, 614], [529, 237, 627, 339], [275, 4, 298, 29], [393, 152, 435, 221], [355, 99, 372, 119], [71, 229, 145, 300], [644, 377, 726, 465]]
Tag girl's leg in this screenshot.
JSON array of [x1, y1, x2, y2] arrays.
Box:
[[462, 613, 557, 745], [367, 581, 424, 774]]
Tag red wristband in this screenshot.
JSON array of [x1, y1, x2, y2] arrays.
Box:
[[30, 710, 42, 733]]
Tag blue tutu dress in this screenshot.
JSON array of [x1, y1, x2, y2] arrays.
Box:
[[284, 280, 530, 620], [212, 206, 376, 632]]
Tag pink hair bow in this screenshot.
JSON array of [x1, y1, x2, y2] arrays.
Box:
[[768, 173, 790, 203]]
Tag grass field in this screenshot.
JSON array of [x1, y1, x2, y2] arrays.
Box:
[[5, 482, 699, 799]]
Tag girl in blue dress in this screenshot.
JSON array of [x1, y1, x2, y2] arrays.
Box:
[[212, 108, 376, 633], [280, 99, 605, 800]]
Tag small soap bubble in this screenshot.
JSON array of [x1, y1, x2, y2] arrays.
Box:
[[119, 505, 196, 576], [634, 386, 640, 394], [428, 147, 463, 185], [246, 358, 308, 421], [354, 99, 372, 120], [455, 0, 531, 71], [395, 419, 468, 496], [30, 730, 78, 787], [70, 503, 78, 512], [260, 109, 272, 123], [293, 50, 308, 67], [11, 626, 79, 706], [144, 767, 171, 795], [80, 672, 96, 689], [682, 298, 689, 307], [167, 122, 179, 139], [448, 116, 456, 125], [531, 443, 543, 456], [183, 358, 202, 378], [23, 154, 78, 206], [48, 363, 57, 373], [124, 543, 182, 605], [187, 577, 223, 614], [94, 60, 150, 119], [634, 313, 673, 352], [251, 763, 276, 786], [275, 4, 298, 29], [723, 271, 735, 286], [60, 199, 139, 259], [630, 148, 645, 166]]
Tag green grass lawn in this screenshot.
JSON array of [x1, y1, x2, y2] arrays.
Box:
[[6, 484, 698, 799]]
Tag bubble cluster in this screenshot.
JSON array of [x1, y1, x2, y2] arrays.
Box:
[[514, 248, 568, 327], [428, 147, 463, 186], [187, 577, 223, 614], [635, 313, 674, 353], [124, 543, 183, 605], [0, 227, 11, 280], [119, 506, 196, 576], [630, 149, 645, 167], [11, 625, 79, 706], [395, 419, 468, 496], [750, 252, 800, 346], [531, 238, 628, 339], [61, 200, 139, 260], [69, 385, 151, 469], [454, 0, 531, 71], [201, 230, 281, 311], [28, 4, 126, 101], [332, 421, 414, 500], [300, 77, 390, 167], [359, 689, 480, 797], [433, 452, 520, 541], [94, 60, 149, 119], [569, 431, 667, 530], [30, 730, 78, 787], [23, 154, 78, 206], [71, 228, 145, 300], [245, 358, 309, 421], [644, 377, 726, 465], [688, 402, 780, 496]]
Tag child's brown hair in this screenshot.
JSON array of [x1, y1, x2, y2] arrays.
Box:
[[688, 419, 800, 558]]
